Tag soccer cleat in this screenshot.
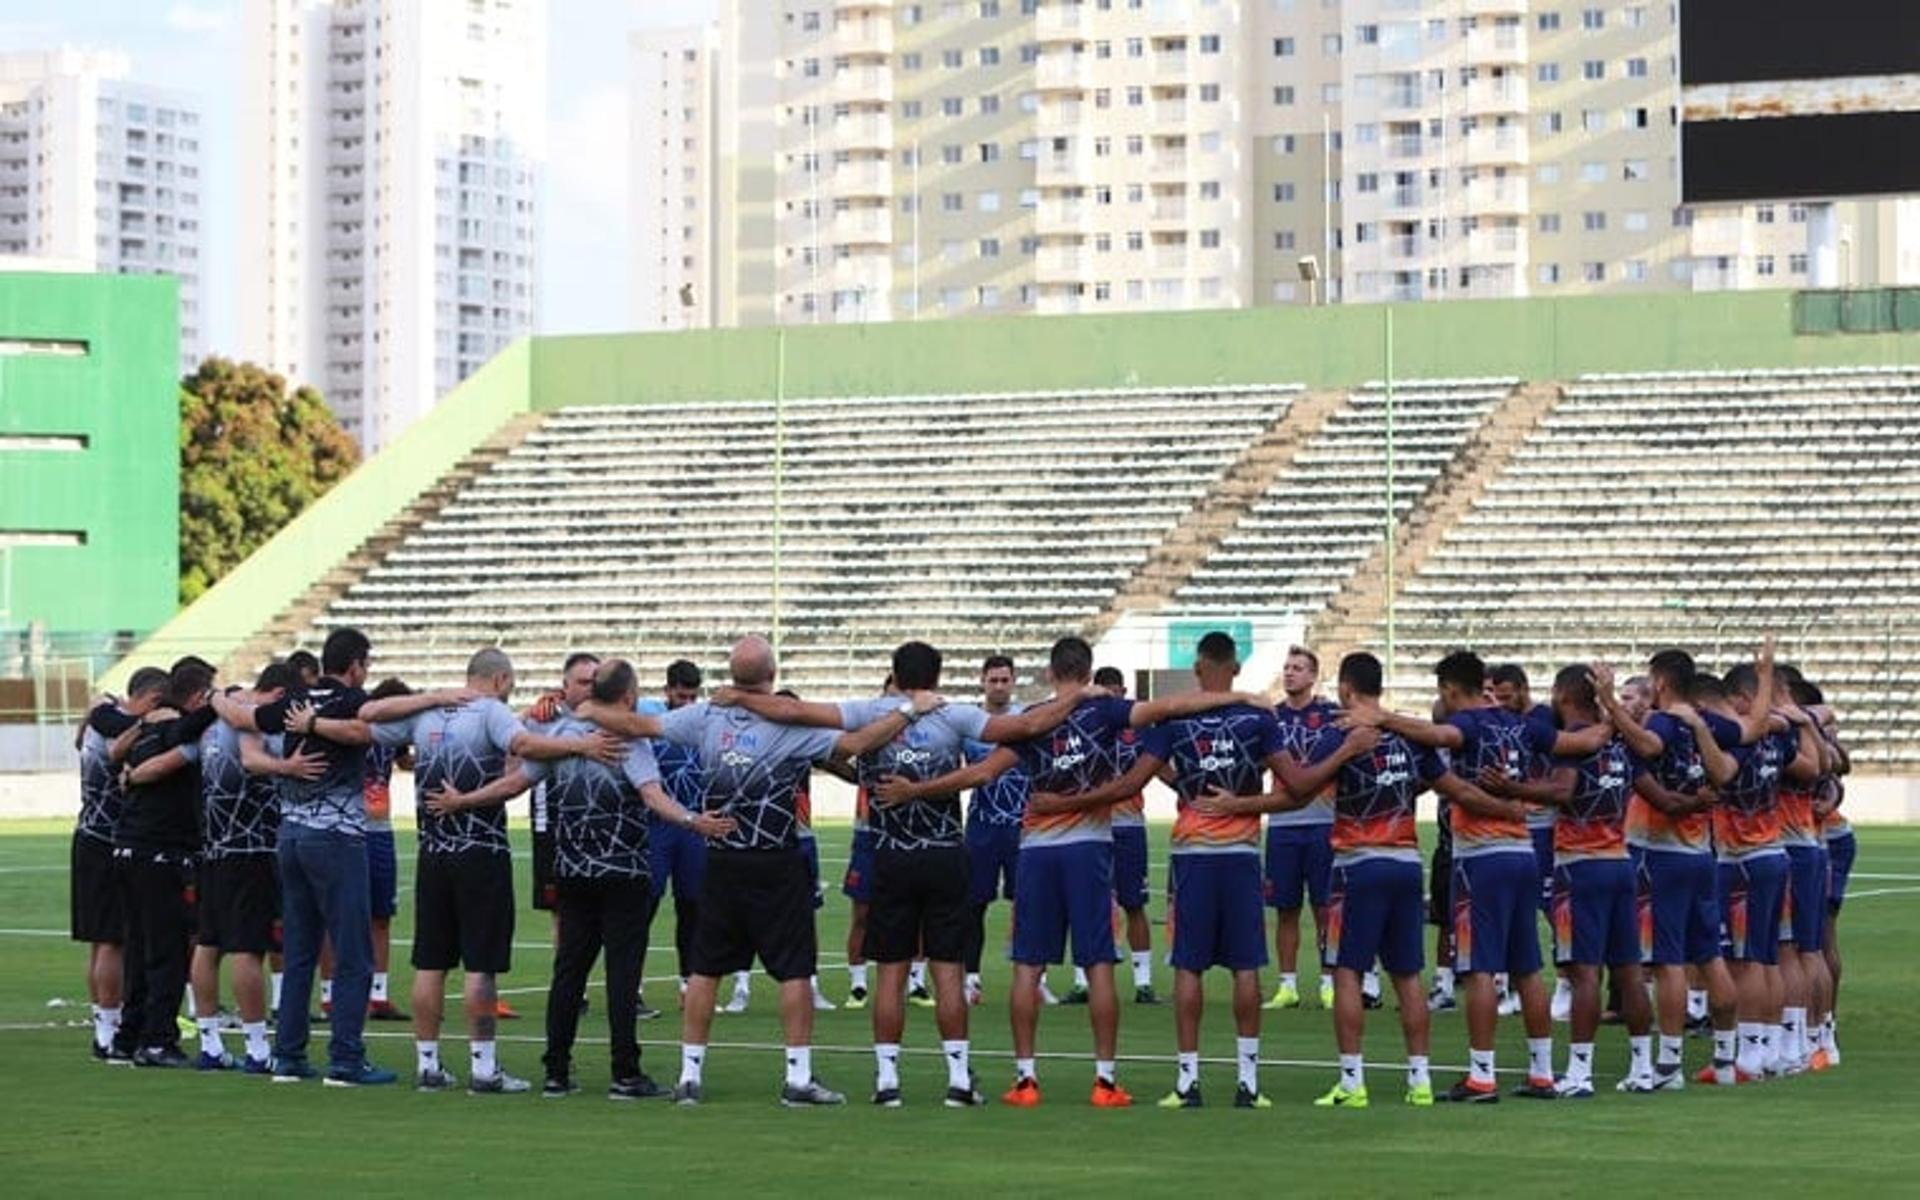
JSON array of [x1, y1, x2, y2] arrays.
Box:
[[542, 1075, 580, 1098], [1318, 979, 1335, 1009], [1511, 1077, 1560, 1100], [102, 1046, 135, 1066], [779, 1079, 847, 1107], [671, 1081, 703, 1106], [133, 1046, 191, 1070], [1649, 1066, 1686, 1092], [635, 998, 662, 1022], [812, 989, 838, 1012], [872, 1086, 904, 1109], [845, 986, 869, 1010], [1404, 1082, 1435, 1107], [1061, 985, 1090, 1006], [469, 1071, 532, 1095], [1694, 1061, 1738, 1086], [1313, 1083, 1369, 1109], [176, 1013, 196, 1038], [1156, 1085, 1203, 1109], [944, 1075, 988, 1108], [1002, 1077, 1042, 1107], [1808, 1048, 1833, 1072], [721, 991, 750, 1015], [1234, 1084, 1274, 1109], [1090, 1078, 1133, 1108], [324, 1062, 398, 1087], [1614, 1074, 1658, 1095], [494, 1000, 522, 1020], [1437, 1079, 1500, 1104], [242, 1055, 273, 1077], [1736, 1068, 1765, 1084], [964, 981, 984, 1008], [1361, 990, 1383, 1011], [195, 1050, 240, 1072], [270, 1057, 316, 1084], [416, 1066, 460, 1093], [1037, 981, 1061, 1006], [1134, 985, 1162, 1005], [1557, 1078, 1597, 1099], [1265, 980, 1302, 1010], [1496, 991, 1523, 1018], [318, 1001, 331, 1023], [367, 999, 409, 1022], [907, 985, 935, 1009], [1426, 987, 1457, 1013], [608, 1074, 669, 1101]]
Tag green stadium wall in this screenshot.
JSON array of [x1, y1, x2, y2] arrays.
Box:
[[104, 289, 1920, 688], [0, 273, 179, 651]]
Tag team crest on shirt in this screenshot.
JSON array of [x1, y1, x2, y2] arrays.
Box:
[[1307, 712, 1323, 729]]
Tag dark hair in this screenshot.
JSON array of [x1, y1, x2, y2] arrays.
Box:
[[1789, 679, 1824, 707], [170, 655, 216, 677], [1648, 648, 1696, 693], [563, 651, 602, 676], [665, 659, 702, 690], [1435, 649, 1486, 694], [593, 659, 637, 704], [1093, 666, 1125, 688], [981, 654, 1015, 676], [1489, 663, 1530, 690], [366, 677, 412, 701], [891, 641, 942, 691], [1339, 652, 1384, 698], [1286, 644, 1320, 673], [286, 650, 320, 678], [321, 628, 371, 676], [1689, 673, 1727, 704], [1552, 664, 1596, 710], [1776, 662, 1806, 687], [1196, 631, 1238, 665], [255, 662, 299, 694], [1723, 663, 1761, 698], [165, 663, 215, 708], [1049, 636, 1094, 683], [126, 667, 170, 698]]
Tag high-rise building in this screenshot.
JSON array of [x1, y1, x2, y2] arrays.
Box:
[[0, 49, 205, 371], [653, 0, 1914, 327], [241, 0, 545, 454], [631, 26, 718, 331]]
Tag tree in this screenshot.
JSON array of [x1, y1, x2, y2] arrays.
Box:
[[178, 358, 360, 603]]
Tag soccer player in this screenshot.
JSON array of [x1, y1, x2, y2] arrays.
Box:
[[1227, 651, 1463, 1108], [960, 655, 1031, 1007], [362, 678, 413, 1022], [1813, 701, 1853, 1067], [1352, 650, 1614, 1103], [577, 635, 928, 1107], [212, 628, 394, 1085], [1089, 667, 1157, 1005], [358, 648, 618, 1095], [1489, 664, 1562, 1019], [650, 660, 708, 1003], [835, 673, 894, 1011], [71, 666, 168, 1062], [523, 652, 601, 1015], [886, 636, 1263, 1108], [1263, 645, 1342, 1011], [286, 650, 321, 689], [729, 640, 1083, 1107], [112, 661, 219, 1067]]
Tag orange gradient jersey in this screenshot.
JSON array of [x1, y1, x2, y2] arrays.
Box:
[[1139, 705, 1284, 853], [1295, 725, 1443, 864], [1445, 706, 1550, 857], [1552, 731, 1632, 862], [1626, 711, 1712, 854]]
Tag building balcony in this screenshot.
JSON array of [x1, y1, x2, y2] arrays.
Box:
[[834, 0, 893, 10], [1464, 26, 1527, 64], [1464, 77, 1528, 116], [831, 207, 892, 245], [1385, 235, 1420, 260], [832, 159, 891, 198], [1154, 53, 1186, 79], [1154, 100, 1188, 125], [1463, 0, 1528, 15], [1464, 175, 1529, 213], [1035, 54, 1090, 91], [1152, 244, 1188, 269], [1150, 151, 1189, 177], [1463, 127, 1529, 167], [1688, 214, 1752, 258], [829, 114, 893, 152], [830, 19, 893, 58], [1149, 198, 1187, 222], [1035, 199, 1090, 230], [1036, 3, 1087, 42], [1386, 136, 1424, 160], [1387, 186, 1422, 210], [831, 69, 893, 105], [1036, 245, 1089, 281]]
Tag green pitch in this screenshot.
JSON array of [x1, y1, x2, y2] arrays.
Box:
[[1, 820, 1915, 1195]]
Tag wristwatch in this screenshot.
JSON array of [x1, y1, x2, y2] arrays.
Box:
[[680, 810, 695, 828], [896, 699, 920, 722]]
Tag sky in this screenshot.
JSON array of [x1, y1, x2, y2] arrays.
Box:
[[0, 0, 716, 354]]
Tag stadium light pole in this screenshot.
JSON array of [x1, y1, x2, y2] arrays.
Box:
[[773, 329, 786, 657], [1383, 305, 1396, 685]]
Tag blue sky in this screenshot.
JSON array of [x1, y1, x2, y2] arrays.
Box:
[[0, 0, 716, 354]]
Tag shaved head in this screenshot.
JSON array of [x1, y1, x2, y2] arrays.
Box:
[[730, 636, 777, 689]]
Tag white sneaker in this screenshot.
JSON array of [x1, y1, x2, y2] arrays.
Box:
[[1496, 990, 1522, 1018], [721, 991, 750, 1015], [1037, 980, 1060, 1006], [811, 988, 837, 1012], [1549, 979, 1573, 1023]]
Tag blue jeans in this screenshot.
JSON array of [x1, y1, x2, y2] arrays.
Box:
[[275, 823, 374, 1072]]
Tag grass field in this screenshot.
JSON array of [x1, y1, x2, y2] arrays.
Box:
[[2, 819, 1917, 1196]]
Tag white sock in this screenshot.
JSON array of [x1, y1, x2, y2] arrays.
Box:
[[1434, 966, 1455, 994], [849, 962, 869, 992], [270, 972, 283, 1013], [732, 971, 751, 997], [874, 1042, 901, 1090], [243, 1020, 270, 1062], [1236, 1036, 1260, 1092], [1628, 1034, 1652, 1079], [1362, 970, 1382, 999], [93, 1005, 118, 1050], [909, 961, 928, 990], [680, 1043, 705, 1086], [1014, 1055, 1037, 1082], [1783, 1007, 1806, 1059], [1469, 1048, 1496, 1086], [1736, 1022, 1764, 1075], [1527, 1036, 1553, 1082], [1713, 1027, 1737, 1065], [471, 1039, 498, 1080], [943, 1039, 971, 1089], [371, 972, 389, 1003], [1762, 1024, 1781, 1071], [321, 979, 333, 1005], [1175, 1051, 1199, 1092], [1658, 1034, 1684, 1069], [964, 971, 981, 993], [1280, 972, 1298, 989], [1687, 988, 1708, 1021], [197, 1016, 224, 1058], [1565, 1041, 1595, 1086], [417, 1040, 440, 1073], [1339, 1052, 1364, 1091], [1095, 1058, 1116, 1084], [785, 1045, 812, 1088], [1406, 1053, 1431, 1089], [1494, 972, 1510, 999], [1073, 966, 1090, 991], [1131, 950, 1153, 989], [810, 975, 827, 998]]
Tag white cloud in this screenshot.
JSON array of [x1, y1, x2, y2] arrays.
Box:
[[165, 2, 232, 33]]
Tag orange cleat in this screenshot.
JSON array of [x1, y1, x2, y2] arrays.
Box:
[[1091, 1078, 1133, 1108], [1695, 1064, 1737, 1086], [495, 1000, 522, 1020], [1808, 1048, 1832, 1072], [1002, 1077, 1042, 1107]]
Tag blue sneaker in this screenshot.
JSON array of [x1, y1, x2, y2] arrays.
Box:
[[270, 1057, 317, 1084], [242, 1056, 273, 1076], [324, 1061, 398, 1088], [196, 1050, 239, 1072]]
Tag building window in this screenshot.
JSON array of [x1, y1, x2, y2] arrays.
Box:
[[1538, 263, 1561, 284], [979, 237, 1001, 257], [943, 49, 964, 68], [1624, 259, 1649, 281], [1581, 8, 1603, 29], [1274, 183, 1296, 202], [942, 192, 963, 211], [980, 94, 1001, 113], [1789, 252, 1808, 273], [979, 191, 1002, 211], [1622, 158, 1648, 181], [1200, 229, 1221, 248], [1275, 231, 1296, 250], [980, 46, 1001, 66], [902, 100, 923, 118], [941, 97, 963, 115], [1756, 254, 1776, 277], [1581, 160, 1606, 182], [1626, 57, 1648, 77], [1789, 203, 1809, 223], [1623, 210, 1648, 231], [1274, 37, 1295, 56], [1583, 60, 1604, 80], [1199, 34, 1221, 53], [1537, 62, 1560, 82], [1538, 213, 1561, 233], [1538, 11, 1561, 30], [1274, 134, 1295, 154], [1539, 111, 1563, 134], [1200, 83, 1221, 102], [1273, 86, 1296, 106], [1583, 211, 1606, 231], [1583, 261, 1605, 282], [1127, 231, 1144, 251], [942, 144, 964, 164], [1756, 204, 1776, 224], [1356, 172, 1379, 193], [1322, 33, 1342, 55]]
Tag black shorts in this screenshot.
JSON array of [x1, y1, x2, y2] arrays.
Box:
[[196, 855, 281, 954], [70, 834, 124, 945], [531, 827, 558, 912], [413, 850, 516, 974], [690, 849, 816, 982], [1427, 840, 1453, 929], [866, 846, 970, 965]]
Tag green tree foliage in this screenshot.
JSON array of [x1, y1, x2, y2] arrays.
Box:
[[178, 358, 359, 603]]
